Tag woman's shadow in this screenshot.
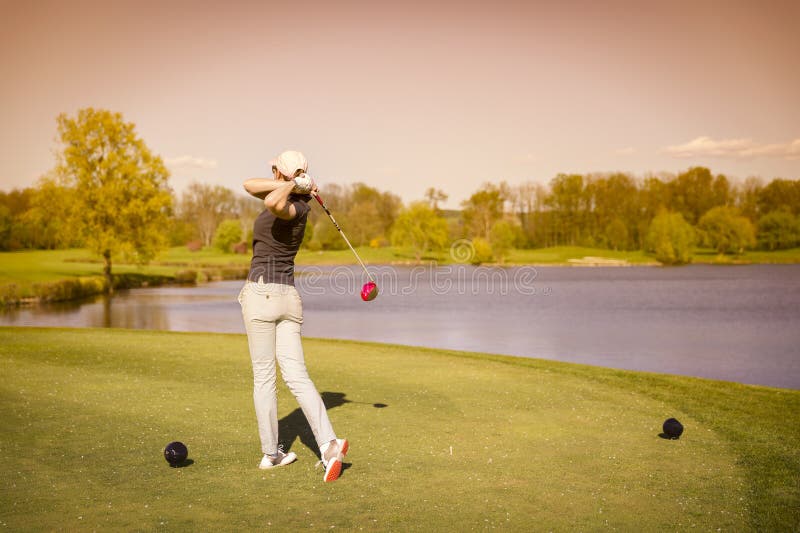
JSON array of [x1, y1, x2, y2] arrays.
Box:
[[278, 391, 386, 459]]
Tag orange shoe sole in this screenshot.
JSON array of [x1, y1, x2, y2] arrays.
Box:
[[324, 458, 342, 482]]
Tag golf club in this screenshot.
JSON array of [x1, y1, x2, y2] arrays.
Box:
[[311, 191, 378, 301]]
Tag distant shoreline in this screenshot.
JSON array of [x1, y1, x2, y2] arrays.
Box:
[[3, 246, 800, 306]]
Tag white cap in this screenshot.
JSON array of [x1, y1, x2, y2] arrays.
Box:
[[270, 150, 307, 177]]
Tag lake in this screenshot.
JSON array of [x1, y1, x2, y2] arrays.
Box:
[[2, 264, 799, 389]]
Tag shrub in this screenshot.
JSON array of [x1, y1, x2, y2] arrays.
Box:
[[471, 238, 493, 265], [212, 220, 243, 253], [697, 206, 755, 254], [33, 276, 107, 303], [489, 220, 515, 263], [646, 211, 695, 265], [757, 209, 800, 250], [391, 202, 449, 261], [173, 270, 198, 284]]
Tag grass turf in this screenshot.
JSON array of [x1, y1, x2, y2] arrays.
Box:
[[1, 327, 797, 531]]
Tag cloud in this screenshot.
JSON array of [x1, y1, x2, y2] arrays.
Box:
[[663, 136, 800, 160], [615, 147, 635, 155], [164, 155, 218, 170]]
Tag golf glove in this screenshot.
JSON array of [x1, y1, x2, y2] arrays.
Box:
[[293, 174, 315, 194]]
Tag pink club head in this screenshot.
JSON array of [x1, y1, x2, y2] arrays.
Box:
[[361, 281, 378, 302]]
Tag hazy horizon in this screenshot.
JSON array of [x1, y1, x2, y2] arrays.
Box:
[[1, 0, 798, 207]]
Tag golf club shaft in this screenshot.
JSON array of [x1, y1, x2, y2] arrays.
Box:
[[312, 192, 375, 282]]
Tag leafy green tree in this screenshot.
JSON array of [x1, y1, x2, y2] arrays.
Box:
[[757, 209, 799, 250], [510, 181, 552, 247], [17, 175, 82, 250], [669, 167, 729, 225], [546, 174, 587, 245], [0, 205, 11, 250], [212, 219, 244, 253], [697, 206, 755, 255], [0, 188, 34, 250], [55, 108, 172, 291], [310, 218, 347, 250], [179, 182, 238, 247], [589, 173, 638, 248], [735, 176, 763, 222], [758, 178, 800, 216], [236, 195, 263, 246], [390, 201, 449, 261], [489, 220, 516, 263], [646, 211, 695, 265], [604, 218, 629, 251], [461, 184, 506, 239], [342, 184, 402, 246], [345, 201, 383, 246]]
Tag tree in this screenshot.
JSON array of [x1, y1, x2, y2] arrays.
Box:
[[735, 176, 763, 222], [758, 178, 800, 216], [16, 175, 81, 249], [697, 206, 755, 255], [605, 218, 629, 251], [236, 195, 263, 244], [489, 220, 516, 263], [646, 211, 695, 265], [55, 108, 172, 291], [669, 167, 727, 225], [347, 183, 402, 246], [424, 188, 449, 212], [757, 209, 799, 251], [179, 182, 238, 247], [0, 205, 11, 250], [390, 201, 449, 261], [213, 219, 244, 253], [546, 174, 587, 245], [589, 173, 638, 248], [310, 217, 347, 250], [510, 181, 551, 247], [461, 184, 505, 239]]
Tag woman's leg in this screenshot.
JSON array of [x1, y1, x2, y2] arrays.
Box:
[[275, 318, 337, 451], [245, 319, 279, 455], [240, 283, 280, 455]]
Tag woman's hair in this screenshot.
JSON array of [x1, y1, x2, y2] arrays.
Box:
[[272, 166, 304, 181]]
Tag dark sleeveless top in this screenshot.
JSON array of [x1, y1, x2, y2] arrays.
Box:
[[247, 194, 310, 286]]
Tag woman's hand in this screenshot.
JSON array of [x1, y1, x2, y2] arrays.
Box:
[[292, 174, 316, 194]]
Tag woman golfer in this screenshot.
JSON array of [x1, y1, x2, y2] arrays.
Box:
[[239, 150, 348, 482]]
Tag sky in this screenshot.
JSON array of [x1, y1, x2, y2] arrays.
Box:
[[1, 0, 798, 208]]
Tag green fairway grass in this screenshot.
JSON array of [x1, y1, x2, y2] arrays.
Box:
[[1, 328, 797, 531]]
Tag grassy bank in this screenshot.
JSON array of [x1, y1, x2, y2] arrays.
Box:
[[3, 245, 800, 305], [0, 249, 248, 305], [1, 327, 798, 531]]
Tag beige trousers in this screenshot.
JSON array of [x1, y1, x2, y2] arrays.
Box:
[[238, 281, 336, 455]]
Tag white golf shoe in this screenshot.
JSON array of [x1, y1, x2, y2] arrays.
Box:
[[259, 446, 297, 469], [321, 438, 349, 482]]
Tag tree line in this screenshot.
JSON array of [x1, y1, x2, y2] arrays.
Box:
[[2, 108, 800, 271]]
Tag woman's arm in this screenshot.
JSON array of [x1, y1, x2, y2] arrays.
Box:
[[264, 180, 299, 220], [243, 178, 284, 200]]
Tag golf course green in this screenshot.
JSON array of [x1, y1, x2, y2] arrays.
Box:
[[1, 327, 798, 531]]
